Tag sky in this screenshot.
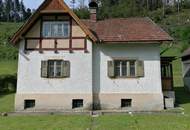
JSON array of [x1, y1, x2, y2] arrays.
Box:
[[23, 0, 88, 9]]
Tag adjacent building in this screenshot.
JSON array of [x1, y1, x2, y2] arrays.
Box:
[[182, 48, 190, 92]]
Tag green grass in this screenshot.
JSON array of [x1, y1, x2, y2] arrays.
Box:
[[0, 60, 17, 75], [93, 114, 190, 130], [0, 115, 91, 130], [0, 93, 14, 112]]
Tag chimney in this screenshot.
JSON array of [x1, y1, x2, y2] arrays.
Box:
[[89, 0, 98, 22]]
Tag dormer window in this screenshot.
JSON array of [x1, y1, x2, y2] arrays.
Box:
[[42, 21, 70, 38]]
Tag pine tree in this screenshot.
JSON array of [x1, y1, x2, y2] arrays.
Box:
[[0, 0, 3, 20], [5, 0, 12, 21], [24, 8, 32, 20], [14, 0, 20, 11], [20, 0, 25, 20]]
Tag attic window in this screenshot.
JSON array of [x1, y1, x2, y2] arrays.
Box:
[[42, 21, 70, 38]]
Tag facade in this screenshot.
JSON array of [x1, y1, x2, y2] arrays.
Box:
[[182, 48, 190, 92], [11, 0, 173, 112]]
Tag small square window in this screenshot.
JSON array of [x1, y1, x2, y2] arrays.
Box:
[[24, 100, 35, 109], [121, 99, 132, 108], [72, 99, 83, 109]]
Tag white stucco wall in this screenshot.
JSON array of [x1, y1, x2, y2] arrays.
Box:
[[17, 39, 93, 94], [16, 41, 164, 111], [93, 43, 163, 94]]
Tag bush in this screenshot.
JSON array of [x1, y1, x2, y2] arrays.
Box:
[[182, 0, 190, 9], [0, 74, 17, 93], [148, 8, 164, 22], [165, 6, 176, 15]]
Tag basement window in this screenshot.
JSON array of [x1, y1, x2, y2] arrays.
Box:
[[24, 100, 35, 109], [121, 99, 132, 108], [72, 99, 83, 109]]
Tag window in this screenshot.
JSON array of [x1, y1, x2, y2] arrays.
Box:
[[115, 60, 136, 77], [161, 64, 172, 78], [48, 60, 62, 78], [121, 99, 132, 108], [72, 99, 83, 109], [41, 60, 70, 78], [43, 21, 70, 38], [185, 68, 190, 77], [24, 100, 35, 109]]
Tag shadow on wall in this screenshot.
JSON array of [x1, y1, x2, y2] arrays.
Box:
[[0, 74, 17, 93], [92, 44, 101, 110], [175, 86, 190, 105]]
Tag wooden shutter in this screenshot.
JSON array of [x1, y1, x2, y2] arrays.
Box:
[[41, 61, 48, 78], [62, 61, 70, 77], [108, 61, 115, 78], [136, 60, 144, 77]]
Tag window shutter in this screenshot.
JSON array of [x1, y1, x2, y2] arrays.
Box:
[[62, 61, 70, 77], [41, 61, 48, 78], [136, 60, 144, 77], [108, 61, 115, 78]]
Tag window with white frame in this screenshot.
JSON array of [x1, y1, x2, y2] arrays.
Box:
[[42, 21, 70, 38], [41, 60, 70, 78], [48, 60, 62, 78], [114, 60, 136, 77]]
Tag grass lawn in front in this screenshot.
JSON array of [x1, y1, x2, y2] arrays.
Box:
[[0, 115, 91, 130]]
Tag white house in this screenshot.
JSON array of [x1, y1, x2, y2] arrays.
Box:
[[10, 0, 174, 112]]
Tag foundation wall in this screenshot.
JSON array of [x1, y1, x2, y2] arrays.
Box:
[[15, 94, 92, 112], [15, 93, 163, 111]]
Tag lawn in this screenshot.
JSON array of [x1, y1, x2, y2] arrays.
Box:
[[0, 93, 14, 112], [0, 115, 91, 130], [0, 60, 17, 75]]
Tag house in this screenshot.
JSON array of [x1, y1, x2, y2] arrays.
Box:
[[10, 0, 174, 112], [182, 48, 190, 92]]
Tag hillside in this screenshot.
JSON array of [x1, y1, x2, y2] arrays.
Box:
[[0, 22, 22, 60]]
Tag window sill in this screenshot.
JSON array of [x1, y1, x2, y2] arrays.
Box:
[[42, 77, 69, 79], [114, 76, 139, 79]]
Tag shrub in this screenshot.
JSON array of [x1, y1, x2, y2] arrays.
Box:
[[0, 74, 17, 93], [148, 8, 164, 22]]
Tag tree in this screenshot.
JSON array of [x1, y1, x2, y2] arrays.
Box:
[[0, 0, 4, 19], [14, 0, 20, 11], [5, 0, 12, 21], [20, 0, 26, 20], [74, 7, 90, 19], [24, 8, 32, 20]]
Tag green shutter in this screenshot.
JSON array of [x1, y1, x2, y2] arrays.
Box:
[[41, 61, 48, 78], [62, 61, 70, 77], [136, 60, 144, 77], [108, 61, 115, 78]]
